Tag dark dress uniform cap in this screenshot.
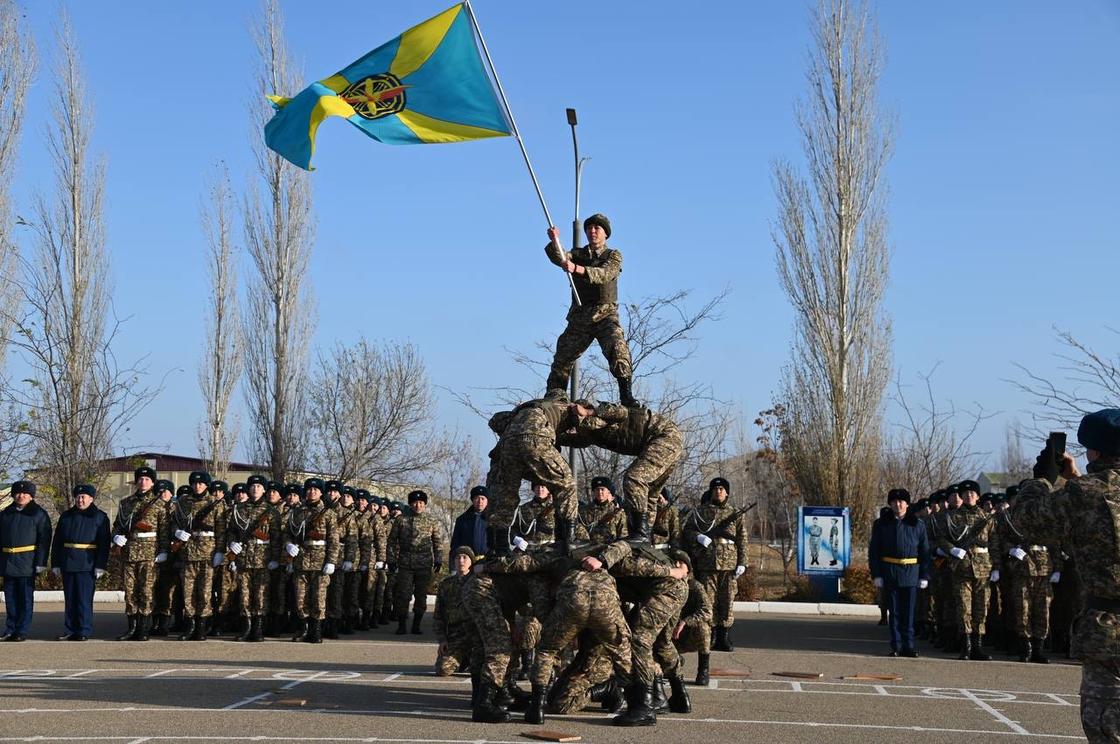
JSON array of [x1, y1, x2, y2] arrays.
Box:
[[72, 484, 96, 498], [11, 480, 36, 497], [407, 490, 428, 503], [134, 466, 157, 482], [590, 476, 615, 494], [1078, 408, 1120, 455], [887, 488, 910, 504], [246, 474, 268, 487], [470, 485, 489, 498], [209, 480, 229, 493], [188, 471, 212, 485], [709, 477, 731, 493], [304, 477, 325, 492]]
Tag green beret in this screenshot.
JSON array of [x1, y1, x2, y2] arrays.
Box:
[[583, 213, 611, 238], [453, 546, 476, 562]]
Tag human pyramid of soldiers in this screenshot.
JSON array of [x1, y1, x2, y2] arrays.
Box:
[[0, 214, 751, 729]]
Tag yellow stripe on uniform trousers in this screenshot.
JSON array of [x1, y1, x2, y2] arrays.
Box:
[[881, 556, 918, 565], [2, 545, 35, 553]]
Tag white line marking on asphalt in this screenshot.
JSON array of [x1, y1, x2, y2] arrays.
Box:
[[224, 670, 253, 679], [960, 687, 1030, 735], [145, 669, 176, 678], [383, 673, 402, 682], [222, 693, 272, 710], [873, 684, 888, 695], [663, 716, 1081, 739], [65, 669, 98, 678], [789, 681, 802, 692], [281, 670, 329, 689], [1043, 692, 1077, 706]]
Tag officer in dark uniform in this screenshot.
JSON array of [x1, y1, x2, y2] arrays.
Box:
[[51, 484, 110, 640], [1, 480, 52, 641], [869, 488, 930, 657]]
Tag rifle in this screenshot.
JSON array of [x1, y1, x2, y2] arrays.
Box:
[[171, 497, 221, 553], [111, 494, 159, 557], [948, 509, 998, 552], [707, 502, 759, 542]]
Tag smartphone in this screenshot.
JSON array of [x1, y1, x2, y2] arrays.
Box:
[[1048, 432, 1067, 459]]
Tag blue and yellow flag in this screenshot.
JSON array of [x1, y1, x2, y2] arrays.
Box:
[[265, 3, 511, 170]]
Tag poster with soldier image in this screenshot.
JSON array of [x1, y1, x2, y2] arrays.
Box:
[[798, 506, 850, 576]]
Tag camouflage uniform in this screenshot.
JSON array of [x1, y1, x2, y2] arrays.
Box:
[[578, 499, 627, 544], [930, 506, 960, 643], [682, 501, 748, 630], [387, 509, 443, 625], [652, 501, 682, 551], [171, 494, 227, 620], [615, 558, 689, 686], [228, 500, 281, 620], [327, 503, 359, 623], [112, 490, 171, 617], [667, 576, 714, 656], [543, 238, 631, 392], [286, 500, 341, 621], [433, 572, 481, 676], [993, 508, 1061, 647], [936, 504, 994, 636], [462, 570, 520, 688], [365, 514, 390, 623], [267, 502, 292, 627], [1013, 459, 1120, 743]]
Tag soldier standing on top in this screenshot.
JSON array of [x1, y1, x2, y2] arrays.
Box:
[[543, 215, 637, 406]]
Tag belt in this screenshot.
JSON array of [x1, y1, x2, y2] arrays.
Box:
[[1087, 595, 1120, 613], [133, 532, 156, 539], [715, 538, 736, 545], [971, 547, 988, 554], [305, 540, 326, 546], [253, 539, 270, 544], [64, 543, 96, 550], [653, 543, 671, 550], [1028, 545, 1048, 552], [196, 531, 215, 537], [881, 556, 917, 565], [2, 545, 34, 554]]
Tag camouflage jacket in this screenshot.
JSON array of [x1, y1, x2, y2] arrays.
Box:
[[563, 402, 681, 457], [388, 511, 444, 571], [936, 504, 993, 576], [285, 499, 341, 572], [1013, 459, 1120, 662], [544, 240, 622, 312], [502, 399, 573, 447], [679, 577, 714, 631], [577, 500, 626, 544], [226, 500, 281, 568], [511, 497, 556, 543], [433, 573, 472, 639], [333, 504, 360, 564], [170, 495, 227, 562], [991, 508, 1059, 578], [682, 501, 749, 571], [112, 490, 171, 563], [652, 504, 682, 549]]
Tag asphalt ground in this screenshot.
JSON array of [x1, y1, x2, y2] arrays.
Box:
[[0, 602, 1086, 743]]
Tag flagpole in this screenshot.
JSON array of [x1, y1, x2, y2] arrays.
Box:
[[463, 0, 582, 307]]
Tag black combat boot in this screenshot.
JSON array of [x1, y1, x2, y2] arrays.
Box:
[[357, 610, 370, 632], [262, 614, 275, 637], [650, 675, 669, 712], [517, 649, 534, 681], [618, 377, 640, 407], [969, 633, 991, 661], [339, 615, 354, 635], [472, 682, 510, 723], [501, 680, 529, 712], [307, 618, 323, 643], [957, 633, 971, 660], [713, 625, 734, 652], [291, 617, 309, 642], [322, 617, 339, 639], [378, 608, 390, 626], [1018, 637, 1032, 662], [525, 681, 551, 725], [169, 610, 186, 633], [470, 668, 483, 708], [237, 616, 254, 642], [694, 653, 711, 686], [149, 614, 169, 637], [411, 611, 423, 635], [1030, 638, 1049, 664], [395, 616, 408, 635], [612, 682, 656, 727], [117, 615, 138, 642], [190, 616, 207, 641], [132, 615, 151, 641], [177, 616, 196, 641], [554, 518, 573, 556], [250, 616, 264, 642], [667, 675, 692, 713], [208, 615, 224, 638], [627, 510, 651, 544]]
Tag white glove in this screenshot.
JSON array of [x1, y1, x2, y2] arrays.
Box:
[[211, 552, 224, 567], [359, 564, 368, 572], [1010, 547, 1027, 561], [949, 547, 966, 560], [342, 561, 354, 572], [873, 577, 884, 588], [374, 561, 385, 569], [696, 534, 713, 548], [919, 579, 929, 589], [512, 536, 529, 552], [51, 567, 61, 577], [154, 552, 168, 564], [94, 568, 105, 579], [323, 563, 335, 576], [228, 541, 243, 555], [734, 565, 746, 578], [285, 542, 300, 558], [990, 569, 1000, 583], [174, 529, 192, 542], [267, 560, 280, 571], [112, 534, 127, 548], [1050, 571, 1061, 583]]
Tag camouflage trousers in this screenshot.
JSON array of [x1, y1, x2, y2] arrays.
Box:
[[549, 643, 614, 714], [515, 611, 542, 651], [294, 570, 329, 620], [631, 578, 689, 685], [1082, 659, 1120, 744], [623, 424, 684, 525], [152, 562, 178, 616], [463, 573, 514, 687], [395, 569, 432, 620], [237, 567, 270, 616], [546, 305, 632, 391], [698, 570, 737, 629], [326, 571, 344, 619], [181, 561, 215, 618], [344, 570, 362, 616], [364, 568, 389, 615], [214, 567, 239, 616], [268, 567, 288, 616], [671, 621, 711, 655], [435, 622, 481, 677], [531, 573, 632, 688], [122, 561, 156, 615], [489, 436, 576, 529], [952, 571, 989, 635], [1012, 575, 1052, 639]]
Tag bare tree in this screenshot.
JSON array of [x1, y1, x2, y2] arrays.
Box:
[[197, 163, 242, 475], [242, 0, 315, 481], [751, 406, 803, 586], [306, 339, 453, 483], [771, 0, 894, 538], [424, 434, 484, 537], [7, 20, 155, 501], [998, 420, 1033, 484]]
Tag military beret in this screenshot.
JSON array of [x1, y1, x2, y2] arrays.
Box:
[[1005, 485, 1020, 499], [304, 477, 325, 492], [188, 471, 211, 486], [246, 474, 268, 487], [134, 466, 157, 482], [265, 480, 282, 493], [355, 489, 370, 501], [324, 480, 343, 493], [155, 479, 175, 494], [583, 213, 611, 238], [709, 477, 731, 493], [72, 483, 96, 498], [341, 485, 355, 497], [669, 548, 692, 572], [979, 492, 994, 504], [407, 489, 428, 503], [887, 488, 910, 504], [285, 483, 304, 498], [958, 480, 980, 494], [944, 483, 961, 495], [1078, 409, 1120, 455], [177, 485, 191, 498], [231, 483, 247, 495], [10, 480, 35, 497], [912, 498, 928, 511], [391, 501, 404, 512], [209, 480, 229, 493], [470, 485, 489, 499], [590, 476, 615, 494], [452, 546, 476, 561]]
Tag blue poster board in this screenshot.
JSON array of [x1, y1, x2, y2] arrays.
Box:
[[798, 506, 850, 576]]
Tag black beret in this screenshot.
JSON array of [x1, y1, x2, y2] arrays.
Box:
[[231, 483, 247, 495], [246, 474, 268, 487], [1078, 409, 1120, 455], [324, 480, 343, 493], [590, 476, 615, 494], [266, 481, 283, 493], [391, 501, 405, 511], [285, 483, 304, 498], [709, 477, 730, 493], [944, 483, 961, 495], [209, 480, 229, 493], [887, 488, 910, 504], [177, 485, 191, 498], [452, 546, 476, 561], [470, 485, 489, 499], [342, 486, 355, 498], [189, 471, 211, 485], [660, 486, 675, 504], [912, 498, 928, 511], [407, 489, 428, 503], [355, 489, 370, 501], [958, 480, 980, 494], [669, 548, 692, 572], [72, 484, 96, 498], [155, 479, 175, 494], [134, 466, 157, 482], [304, 477, 325, 492], [10, 480, 35, 497], [1005, 485, 1020, 499], [583, 213, 611, 238]]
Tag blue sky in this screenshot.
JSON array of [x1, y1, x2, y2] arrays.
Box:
[[8, 0, 1120, 472]]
